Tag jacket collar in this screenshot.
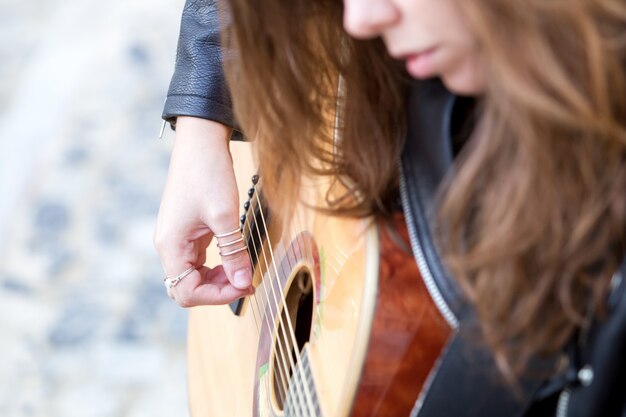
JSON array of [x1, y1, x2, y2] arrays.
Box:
[[401, 78, 467, 317]]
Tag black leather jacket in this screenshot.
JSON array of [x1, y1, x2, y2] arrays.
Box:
[[162, 1, 626, 416]]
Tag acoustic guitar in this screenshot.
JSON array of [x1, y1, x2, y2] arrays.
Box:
[[187, 140, 451, 416]]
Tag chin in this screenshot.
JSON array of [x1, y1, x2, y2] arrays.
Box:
[[442, 71, 485, 96]]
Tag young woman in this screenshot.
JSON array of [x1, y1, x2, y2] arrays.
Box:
[[155, 0, 626, 415]]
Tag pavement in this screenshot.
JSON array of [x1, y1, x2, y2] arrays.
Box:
[[0, 0, 192, 415]]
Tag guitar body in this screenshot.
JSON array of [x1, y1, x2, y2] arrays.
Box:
[[187, 141, 450, 416]]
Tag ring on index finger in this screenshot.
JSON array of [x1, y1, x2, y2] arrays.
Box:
[[163, 266, 195, 289]]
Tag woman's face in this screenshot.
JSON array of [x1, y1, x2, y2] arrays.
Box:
[[343, 0, 486, 95]]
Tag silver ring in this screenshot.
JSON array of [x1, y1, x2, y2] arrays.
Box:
[[214, 228, 241, 239], [163, 266, 195, 289], [216, 236, 244, 248], [219, 246, 248, 257]]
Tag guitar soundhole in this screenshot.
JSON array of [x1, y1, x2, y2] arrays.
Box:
[[270, 267, 314, 413]]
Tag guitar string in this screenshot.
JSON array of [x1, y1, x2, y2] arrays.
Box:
[[246, 233, 292, 409], [245, 184, 324, 415], [247, 191, 309, 416], [285, 205, 319, 415], [248, 191, 313, 416], [239, 126, 309, 415], [243, 193, 306, 415], [271, 217, 312, 417], [245, 193, 308, 416], [268, 187, 346, 415], [290, 193, 323, 414], [247, 153, 345, 415], [242, 182, 319, 415], [253, 187, 318, 416], [270, 198, 316, 415], [235, 72, 343, 416], [273, 183, 327, 415], [241, 202, 292, 409], [241, 238, 290, 409], [246, 280, 287, 408], [205, 199, 284, 405]]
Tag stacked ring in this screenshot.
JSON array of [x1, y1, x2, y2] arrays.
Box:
[[215, 228, 247, 257], [219, 246, 248, 257], [214, 228, 242, 239]]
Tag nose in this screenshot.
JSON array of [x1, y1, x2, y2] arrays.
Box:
[[343, 0, 400, 39]]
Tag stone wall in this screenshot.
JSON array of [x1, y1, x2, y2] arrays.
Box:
[[0, 0, 190, 415]]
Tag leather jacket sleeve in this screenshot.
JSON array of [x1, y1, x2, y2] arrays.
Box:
[[162, 0, 242, 139]]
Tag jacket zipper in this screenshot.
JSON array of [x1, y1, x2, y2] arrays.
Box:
[[398, 164, 459, 329], [556, 388, 571, 417]]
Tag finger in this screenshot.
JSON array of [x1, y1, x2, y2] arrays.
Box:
[[222, 248, 253, 289], [198, 265, 255, 295], [195, 234, 212, 267], [165, 266, 200, 303], [175, 266, 253, 306], [155, 230, 205, 286], [191, 283, 252, 305], [216, 231, 253, 290]]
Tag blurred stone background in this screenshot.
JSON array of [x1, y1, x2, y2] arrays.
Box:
[[0, 0, 190, 415]]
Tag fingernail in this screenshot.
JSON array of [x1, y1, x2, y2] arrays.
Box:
[[234, 269, 252, 288]]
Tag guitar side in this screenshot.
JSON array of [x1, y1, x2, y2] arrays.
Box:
[[349, 215, 450, 416]]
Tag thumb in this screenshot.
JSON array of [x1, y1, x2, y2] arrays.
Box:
[[216, 232, 253, 290]]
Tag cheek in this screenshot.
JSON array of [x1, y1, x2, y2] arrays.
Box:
[[434, 16, 485, 94]]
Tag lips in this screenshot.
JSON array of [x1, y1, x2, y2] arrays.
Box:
[[400, 47, 438, 79]]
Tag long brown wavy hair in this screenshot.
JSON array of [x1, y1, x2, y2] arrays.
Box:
[[222, 0, 626, 378]]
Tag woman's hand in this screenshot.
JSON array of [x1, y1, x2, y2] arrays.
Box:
[[154, 117, 253, 307]]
